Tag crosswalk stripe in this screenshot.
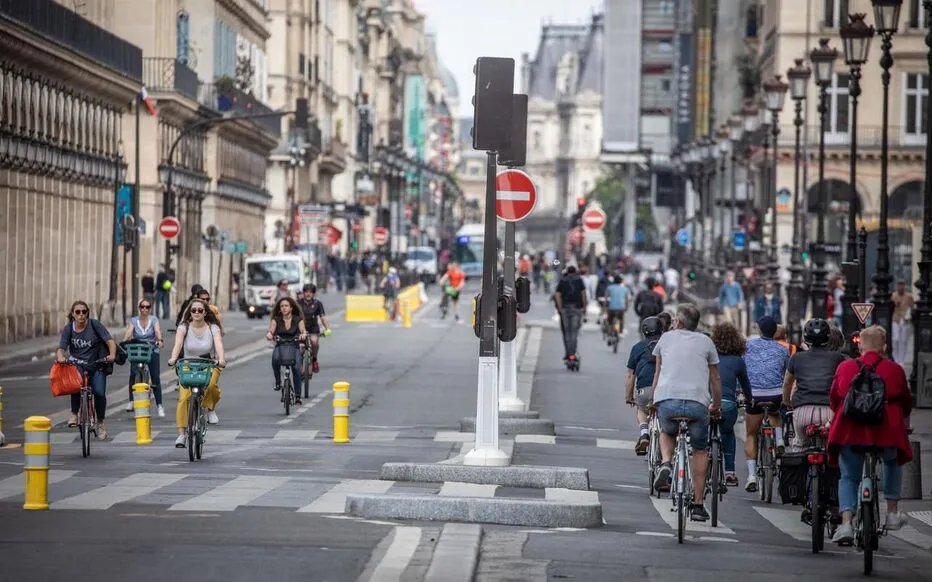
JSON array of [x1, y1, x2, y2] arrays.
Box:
[[754, 506, 810, 541], [515, 435, 556, 444], [53, 473, 186, 510], [433, 431, 476, 442], [438, 482, 497, 497], [297, 479, 393, 514], [51, 433, 78, 445], [168, 475, 290, 512], [355, 430, 400, 442], [206, 429, 241, 442], [545, 488, 600, 503], [596, 438, 638, 450], [273, 430, 319, 441], [112, 431, 162, 444], [0, 470, 78, 501], [648, 496, 736, 535]]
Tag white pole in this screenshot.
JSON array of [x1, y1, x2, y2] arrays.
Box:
[[499, 333, 523, 412], [464, 356, 509, 466]]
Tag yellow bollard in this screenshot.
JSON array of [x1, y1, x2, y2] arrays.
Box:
[[0, 385, 5, 447], [23, 416, 51, 510], [402, 300, 412, 329], [332, 381, 351, 443], [132, 383, 153, 445]]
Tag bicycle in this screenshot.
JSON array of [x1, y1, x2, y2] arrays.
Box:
[[274, 336, 301, 416], [801, 421, 838, 554], [754, 401, 780, 503], [67, 357, 110, 458], [706, 417, 727, 527], [300, 329, 330, 399], [123, 340, 155, 403], [175, 358, 216, 462], [670, 417, 696, 544], [853, 446, 885, 575], [439, 285, 458, 319], [646, 407, 663, 495]]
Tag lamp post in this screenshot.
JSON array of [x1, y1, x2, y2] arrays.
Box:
[[716, 127, 731, 265], [728, 116, 743, 265], [763, 75, 789, 293], [740, 100, 759, 269], [870, 0, 902, 351], [840, 12, 875, 342], [809, 38, 839, 320], [786, 58, 811, 347]]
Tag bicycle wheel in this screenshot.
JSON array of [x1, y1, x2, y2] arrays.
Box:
[[80, 393, 91, 458], [283, 373, 292, 416], [612, 333, 619, 353], [303, 350, 311, 399], [862, 500, 874, 575], [759, 437, 774, 503], [811, 468, 823, 554], [196, 410, 206, 460], [710, 439, 721, 527], [187, 401, 198, 462]]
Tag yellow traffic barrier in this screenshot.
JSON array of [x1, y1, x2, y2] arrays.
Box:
[[345, 295, 388, 322], [132, 383, 153, 445], [23, 416, 51, 510], [401, 300, 412, 328], [0, 385, 5, 447], [332, 381, 351, 443]]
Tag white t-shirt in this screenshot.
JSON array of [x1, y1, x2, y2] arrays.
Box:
[[652, 329, 720, 406], [664, 268, 679, 288]]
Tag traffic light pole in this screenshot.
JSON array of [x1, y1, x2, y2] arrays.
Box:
[[499, 220, 523, 412]]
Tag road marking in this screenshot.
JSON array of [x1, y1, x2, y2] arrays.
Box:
[[169, 475, 289, 512], [514, 434, 556, 444], [754, 506, 810, 541], [544, 488, 600, 503], [273, 430, 319, 441], [424, 524, 481, 582], [298, 479, 393, 514], [206, 429, 241, 442], [614, 484, 650, 491], [355, 430, 400, 442], [562, 426, 618, 432], [888, 525, 932, 551], [433, 431, 477, 442], [111, 431, 162, 444], [367, 526, 422, 582], [0, 470, 78, 500], [277, 390, 330, 425], [648, 496, 735, 535], [0, 375, 31, 382], [51, 432, 78, 445], [53, 473, 185, 510], [438, 482, 497, 497], [596, 438, 638, 449]]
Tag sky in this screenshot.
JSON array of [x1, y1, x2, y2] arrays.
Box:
[[414, 0, 603, 117]]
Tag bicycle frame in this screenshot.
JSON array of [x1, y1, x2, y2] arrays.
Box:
[[671, 420, 694, 544], [756, 404, 779, 503], [856, 450, 883, 575]]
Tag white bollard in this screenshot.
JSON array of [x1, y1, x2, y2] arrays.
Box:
[[464, 356, 509, 466], [498, 336, 524, 412]]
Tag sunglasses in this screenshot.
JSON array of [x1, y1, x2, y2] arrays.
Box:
[[73, 309, 88, 315], [139, 304, 151, 309], [190, 308, 206, 314]]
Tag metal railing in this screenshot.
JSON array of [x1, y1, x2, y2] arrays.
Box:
[[142, 58, 199, 101], [775, 125, 926, 149], [0, 0, 142, 80], [199, 82, 281, 138]]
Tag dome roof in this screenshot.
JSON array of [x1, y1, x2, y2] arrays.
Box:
[[439, 65, 458, 98]]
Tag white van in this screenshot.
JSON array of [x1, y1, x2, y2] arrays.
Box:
[[404, 246, 439, 283]]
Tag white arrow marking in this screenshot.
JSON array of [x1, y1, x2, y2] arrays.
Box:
[[496, 190, 532, 202]]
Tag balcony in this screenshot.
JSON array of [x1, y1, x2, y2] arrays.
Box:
[[0, 0, 142, 80], [745, 5, 760, 52], [775, 125, 927, 150], [198, 81, 281, 138], [319, 137, 347, 175], [142, 58, 199, 101], [306, 121, 323, 158]]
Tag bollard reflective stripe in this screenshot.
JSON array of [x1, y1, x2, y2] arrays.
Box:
[[332, 399, 350, 416], [133, 389, 151, 418]]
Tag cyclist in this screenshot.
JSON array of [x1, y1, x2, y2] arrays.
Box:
[[742, 316, 790, 492], [167, 298, 225, 448], [380, 267, 401, 319], [195, 288, 224, 333], [781, 318, 846, 450], [554, 265, 587, 362], [297, 284, 330, 373], [175, 284, 206, 329], [265, 297, 307, 404], [606, 275, 631, 337], [633, 278, 664, 325], [121, 300, 165, 417], [437, 262, 466, 321], [625, 316, 665, 455], [650, 303, 722, 521], [57, 301, 117, 439], [710, 322, 752, 486]]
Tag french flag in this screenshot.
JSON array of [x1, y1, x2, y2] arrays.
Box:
[[139, 86, 157, 116]]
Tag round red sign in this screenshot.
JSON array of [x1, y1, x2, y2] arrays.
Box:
[[494, 169, 538, 222], [373, 226, 389, 246], [158, 216, 181, 239], [582, 208, 607, 231]]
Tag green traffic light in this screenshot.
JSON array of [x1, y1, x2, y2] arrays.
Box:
[[688, 271, 697, 280], [801, 251, 810, 261]]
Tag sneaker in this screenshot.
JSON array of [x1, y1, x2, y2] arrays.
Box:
[[125, 401, 134, 412], [690, 504, 710, 522], [274, 384, 281, 391], [95, 423, 108, 440], [295, 398, 303, 406], [653, 463, 672, 493], [831, 522, 855, 545], [157, 405, 165, 418], [725, 473, 739, 487], [175, 434, 186, 448], [68, 414, 78, 427], [635, 435, 649, 456], [312, 359, 320, 374], [885, 512, 908, 531], [207, 411, 219, 425], [745, 477, 758, 493]]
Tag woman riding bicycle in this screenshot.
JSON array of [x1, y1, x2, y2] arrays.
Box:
[[710, 322, 752, 487], [121, 300, 165, 417], [167, 299, 225, 448], [266, 297, 307, 405], [57, 301, 117, 439]]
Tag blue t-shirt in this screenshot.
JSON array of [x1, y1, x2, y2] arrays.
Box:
[[59, 320, 112, 363], [744, 337, 790, 397], [627, 339, 657, 389], [606, 284, 630, 311], [718, 354, 752, 403]]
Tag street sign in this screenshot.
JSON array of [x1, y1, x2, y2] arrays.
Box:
[[298, 204, 329, 226], [733, 230, 746, 251], [373, 226, 389, 246], [852, 302, 875, 326], [494, 169, 538, 222], [158, 216, 181, 239], [582, 208, 607, 231], [676, 228, 690, 247], [235, 241, 248, 254]]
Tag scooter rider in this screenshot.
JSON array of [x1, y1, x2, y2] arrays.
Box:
[[554, 265, 587, 362]]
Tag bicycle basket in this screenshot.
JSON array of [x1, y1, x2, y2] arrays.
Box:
[[277, 342, 298, 367], [175, 360, 214, 389], [444, 286, 458, 297], [124, 342, 154, 364]]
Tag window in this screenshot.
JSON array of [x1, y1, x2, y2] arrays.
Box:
[[823, 0, 848, 28], [661, 79, 671, 92], [660, 0, 674, 14], [904, 73, 928, 139], [533, 130, 541, 149], [907, 0, 921, 28], [827, 72, 850, 138], [213, 19, 236, 78]]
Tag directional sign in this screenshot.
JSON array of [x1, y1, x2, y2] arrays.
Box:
[[676, 228, 690, 247], [733, 230, 746, 251], [495, 169, 538, 222], [373, 226, 389, 246], [852, 302, 875, 326], [298, 204, 329, 226], [582, 208, 607, 231], [158, 216, 181, 240]]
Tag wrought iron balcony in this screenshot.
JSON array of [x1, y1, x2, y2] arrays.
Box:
[[0, 0, 142, 80], [319, 137, 347, 175], [142, 58, 199, 101], [199, 80, 281, 138], [774, 125, 927, 150]]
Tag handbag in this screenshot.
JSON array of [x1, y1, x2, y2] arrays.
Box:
[[49, 362, 84, 397]]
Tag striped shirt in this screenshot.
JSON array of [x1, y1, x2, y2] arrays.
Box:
[[744, 337, 790, 398]]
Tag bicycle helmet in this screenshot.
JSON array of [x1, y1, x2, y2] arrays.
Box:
[[803, 318, 831, 347], [640, 316, 664, 340]]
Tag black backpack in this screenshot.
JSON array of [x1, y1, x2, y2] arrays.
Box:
[[637, 291, 664, 318], [842, 360, 886, 425]]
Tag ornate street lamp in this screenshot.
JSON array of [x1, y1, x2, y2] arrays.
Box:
[[740, 100, 759, 268], [716, 126, 731, 265], [786, 58, 811, 346], [870, 0, 902, 350], [809, 38, 839, 320], [763, 75, 789, 292], [728, 116, 743, 264]]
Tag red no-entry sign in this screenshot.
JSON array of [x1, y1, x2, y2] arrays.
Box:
[[373, 226, 389, 246], [582, 208, 607, 231], [158, 216, 181, 239], [495, 169, 538, 222]]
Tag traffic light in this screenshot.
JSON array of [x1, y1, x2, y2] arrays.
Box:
[[801, 250, 810, 261], [688, 270, 697, 281], [350, 240, 358, 251]]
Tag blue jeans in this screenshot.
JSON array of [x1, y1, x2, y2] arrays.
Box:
[[272, 345, 302, 393], [719, 400, 739, 473], [656, 399, 710, 450], [70, 368, 107, 421], [838, 445, 902, 515], [128, 351, 163, 406]]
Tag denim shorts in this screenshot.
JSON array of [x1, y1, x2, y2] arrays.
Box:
[[656, 399, 710, 450]]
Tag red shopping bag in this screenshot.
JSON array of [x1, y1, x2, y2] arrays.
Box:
[[49, 362, 83, 397]]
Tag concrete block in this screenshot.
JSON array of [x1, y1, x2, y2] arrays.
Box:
[[380, 462, 590, 490], [424, 523, 482, 582], [345, 493, 603, 528], [459, 416, 555, 436], [498, 410, 540, 419]]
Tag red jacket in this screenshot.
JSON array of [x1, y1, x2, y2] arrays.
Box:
[[827, 351, 913, 465]]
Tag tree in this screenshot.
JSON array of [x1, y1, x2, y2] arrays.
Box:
[[589, 169, 626, 250]]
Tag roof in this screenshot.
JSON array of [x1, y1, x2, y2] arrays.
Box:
[[527, 13, 604, 101]]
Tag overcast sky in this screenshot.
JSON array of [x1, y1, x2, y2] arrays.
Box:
[[413, 0, 603, 115]]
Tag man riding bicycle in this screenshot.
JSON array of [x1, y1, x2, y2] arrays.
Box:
[[650, 303, 722, 522], [606, 275, 631, 336], [297, 284, 331, 373], [438, 262, 466, 322]]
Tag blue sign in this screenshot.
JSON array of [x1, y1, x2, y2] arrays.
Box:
[[733, 230, 746, 251], [114, 184, 134, 245], [676, 228, 690, 247]]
